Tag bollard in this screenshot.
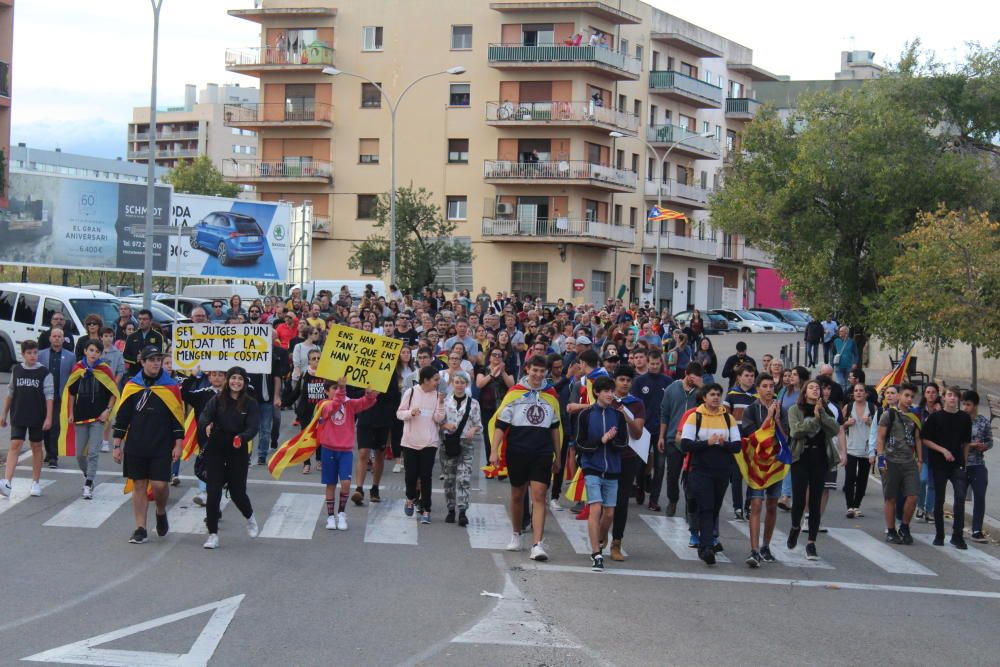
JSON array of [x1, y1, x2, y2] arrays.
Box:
[[796, 342, 801, 366]]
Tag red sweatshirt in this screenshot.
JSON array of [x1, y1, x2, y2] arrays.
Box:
[[317, 388, 377, 451]]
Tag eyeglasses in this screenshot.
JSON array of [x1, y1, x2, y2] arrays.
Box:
[[449, 356, 461, 361]]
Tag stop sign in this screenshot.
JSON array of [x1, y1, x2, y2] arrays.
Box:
[[572, 279, 585, 292]]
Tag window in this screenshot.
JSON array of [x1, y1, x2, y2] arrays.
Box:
[[680, 61, 696, 78], [700, 170, 708, 189], [357, 194, 378, 219], [629, 207, 638, 229], [446, 196, 467, 221], [591, 270, 609, 305], [521, 24, 554, 46], [648, 104, 657, 126], [14, 293, 38, 325], [635, 45, 643, 70], [614, 204, 622, 225], [285, 83, 316, 121], [647, 157, 655, 181], [664, 109, 672, 125], [633, 99, 641, 118], [511, 262, 548, 301], [615, 149, 624, 169], [359, 138, 380, 164], [360, 261, 380, 276], [631, 153, 639, 174], [679, 114, 695, 132], [715, 124, 722, 141], [702, 121, 710, 135], [451, 25, 472, 49], [0, 291, 14, 320], [447, 139, 469, 164], [618, 38, 629, 55], [449, 83, 470, 107], [362, 26, 384, 51], [361, 82, 382, 108], [617, 94, 626, 112]]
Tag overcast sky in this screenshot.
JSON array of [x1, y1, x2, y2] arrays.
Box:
[[12, 0, 998, 158]]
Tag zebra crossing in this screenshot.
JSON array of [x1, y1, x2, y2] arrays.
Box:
[[4, 475, 1000, 585]]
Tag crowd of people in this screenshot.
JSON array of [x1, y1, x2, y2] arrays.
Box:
[[0, 285, 992, 568]]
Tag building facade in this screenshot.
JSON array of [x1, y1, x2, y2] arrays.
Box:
[[0, 0, 12, 208], [128, 83, 259, 171], [224, 0, 779, 309], [10, 144, 168, 183]]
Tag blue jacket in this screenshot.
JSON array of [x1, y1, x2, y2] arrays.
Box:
[[833, 336, 857, 370], [577, 403, 627, 478]]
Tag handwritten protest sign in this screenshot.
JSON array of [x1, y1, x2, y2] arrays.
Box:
[[316, 324, 402, 392], [172, 323, 272, 374]]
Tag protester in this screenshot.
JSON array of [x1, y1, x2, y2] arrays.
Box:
[[739, 373, 784, 566], [961, 390, 992, 543], [0, 341, 53, 498], [397, 366, 446, 524], [63, 340, 119, 499], [921, 386, 972, 549], [441, 371, 482, 526]]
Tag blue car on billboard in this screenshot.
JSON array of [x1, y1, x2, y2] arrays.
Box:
[[190, 211, 266, 266]]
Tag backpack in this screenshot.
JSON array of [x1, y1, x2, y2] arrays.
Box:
[[693, 411, 733, 444]]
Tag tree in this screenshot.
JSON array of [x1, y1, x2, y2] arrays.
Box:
[[163, 155, 240, 198], [710, 54, 998, 356], [348, 186, 472, 293], [872, 208, 1000, 389]]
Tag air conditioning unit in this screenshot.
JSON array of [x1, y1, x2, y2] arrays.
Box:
[[496, 202, 514, 215]]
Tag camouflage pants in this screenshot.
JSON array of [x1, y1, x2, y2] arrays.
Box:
[[442, 439, 474, 511]]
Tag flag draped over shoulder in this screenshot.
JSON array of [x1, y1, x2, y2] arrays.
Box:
[[181, 411, 199, 461], [580, 367, 609, 405], [116, 371, 185, 426], [268, 400, 329, 479], [875, 347, 913, 395], [734, 423, 792, 490], [483, 383, 563, 479], [57, 361, 120, 457]]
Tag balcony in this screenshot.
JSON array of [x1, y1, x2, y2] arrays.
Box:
[[0, 60, 9, 98], [643, 231, 717, 258], [648, 71, 723, 108], [223, 159, 333, 184], [646, 124, 721, 159], [644, 180, 711, 209], [129, 129, 200, 142], [486, 101, 638, 135], [228, 6, 337, 23], [726, 98, 761, 121], [483, 159, 636, 193], [487, 44, 641, 81], [489, 2, 640, 24], [225, 45, 334, 76], [127, 148, 200, 160], [224, 103, 333, 129], [718, 241, 773, 267], [312, 216, 331, 237], [482, 217, 634, 248]]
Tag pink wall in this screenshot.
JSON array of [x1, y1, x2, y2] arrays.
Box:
[[754, 268, 794, 309]]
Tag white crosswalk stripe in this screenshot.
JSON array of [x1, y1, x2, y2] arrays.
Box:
[[168, 488, 229, 535], [551, 508, 594, 555], [0, 479, 55, 515], [640, 515, 731, 563], [913, 534, 1000, 580], [827, 528, 936, 576], [259, 493, 324, 540], [728, 521, 834, 569], [44, 483, 129, 528], [364, 498, 419, 545], [466, 503, 511, 550]]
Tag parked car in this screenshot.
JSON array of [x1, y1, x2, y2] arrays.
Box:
[[152, 296, 215, 319], [121, 297, 191, 341], [190, 212, 266, 266], [749, 310, 797, 333], [673, 310, 729, 335], [0, 284, 120, 370], [711, 309, 775, 333], [756, 307, 808, 332]]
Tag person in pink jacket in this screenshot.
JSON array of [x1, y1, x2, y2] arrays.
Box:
[[317, 378, 378, 531], [396, 366, 446, 524]]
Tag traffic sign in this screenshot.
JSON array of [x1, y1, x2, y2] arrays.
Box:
[[572, 279, 585, 292]]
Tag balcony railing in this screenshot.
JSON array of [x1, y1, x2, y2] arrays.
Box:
[[646, 124, 721, 157], [224, 102, 333, 125], [225, 45, 334, 68], [644, 231, 717, 257], [643, 180, 711, 206], [648, 70, 723, 106], [223, 159, 333, 181], [484, 159, 637, 189], [128, 148, 200, 160], [312, 216, 331, 234], [726, 98, 761, 118], [486, 100, 639, 132], [482, 217, 635, 245], [129, 129, 200, 142], [488, 43, 641, 77]]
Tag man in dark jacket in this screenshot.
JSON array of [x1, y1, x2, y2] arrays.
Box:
[[631, 349, 672, 509], [721, 341, 756, 389], [122, 310, 164, 378], [804, 318, 823, 368]]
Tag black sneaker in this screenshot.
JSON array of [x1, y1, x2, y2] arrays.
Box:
[[898, 524, 914, 545], [48, 459, 58, 469], [369, 487, 381, 503], [712, 540, 724, 553], [932, 535, 945, 546], [445, 509, 456, 524], [885, 529, 902, 545], [591, 553, 605, 572], [786, 526, 801, 550], [759, 545, 777, 563], [698, 546, 716, 565], [734, 508, 745, 521], [970, 531, 988, 543], [805, 543, 819, 561], [458, 510, 468, 527], [950, 535, 968, 550], [746, 550, 761, 568], [155, 512, 169, 537], [257, 455, 266, 466], [129, 527, 148, 544]]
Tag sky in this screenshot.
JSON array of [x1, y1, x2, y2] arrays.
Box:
[[11, 0, 999, 159]]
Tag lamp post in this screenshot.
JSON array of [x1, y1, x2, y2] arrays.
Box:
[[610, 129, 715, 313], [142, 0, 164, 310], [323, 65, 466, 291]]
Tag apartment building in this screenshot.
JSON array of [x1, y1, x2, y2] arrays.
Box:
[[0, 0, 12, 208], [128, 83, 259, 171], [224, 0, 779, 310]]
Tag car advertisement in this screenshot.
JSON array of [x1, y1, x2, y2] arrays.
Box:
[[1, 171, 171, 271], [169, 193, 290, 282]]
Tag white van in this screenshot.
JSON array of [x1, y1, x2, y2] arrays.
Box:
[[181, 284, 262, 302], [299, 280, 386, 303], [0, 283, 120, 370]]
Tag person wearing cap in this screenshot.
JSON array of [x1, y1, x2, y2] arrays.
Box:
[[122, 309, 164, 378], [112, 346, 185, 545], [197, 367, 261, 549]]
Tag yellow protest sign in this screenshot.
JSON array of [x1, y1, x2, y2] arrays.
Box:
[[172, 323, 272, 374], [316, 324, 402, 392]]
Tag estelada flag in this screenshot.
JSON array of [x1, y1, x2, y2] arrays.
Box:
[[116, 371, 185, 427], [268, 400, 329, 479], [564, 467, 587, 503], [57, 361, 120, 457], [647, 206, 687, 222], [734, 423, 792, 490], [875, 346, 914, 395], [483, 383, 564, 479], [180, 411, 199, 461]]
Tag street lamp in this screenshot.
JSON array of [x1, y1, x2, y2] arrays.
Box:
[[323, 65, 466, 291], [609, 128, 715, 313], [142, 0, 164, 310]]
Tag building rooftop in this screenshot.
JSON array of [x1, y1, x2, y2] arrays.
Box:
[[10, 143, 168, 182]]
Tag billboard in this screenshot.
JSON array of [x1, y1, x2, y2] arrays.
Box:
[[1, 171, 171, 271], [169, 193, 290, 282]]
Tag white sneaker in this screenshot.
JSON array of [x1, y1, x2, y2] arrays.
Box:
[[326, 515, 338, 530], [30, 482, 42, 497], [529, 541, 549, 562], [548, 499, 563, 512], [203, 533, 219, 549], [100, 441, 110, 453], [505, 533, 523, 552], [82, 484, 93, 500], [0, 479, 11, 498], [392, 463, 402, 474], [246, 514, 259, 538], [192, 493, 206, 507], [337, 512, 348, 531]]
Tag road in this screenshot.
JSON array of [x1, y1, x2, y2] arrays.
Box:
[[2, 335, 999, 666]]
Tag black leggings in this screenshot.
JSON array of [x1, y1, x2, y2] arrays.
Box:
[[390, 419, 404, 460], [932, 464, 967, 539], [612, 455, 640, 540], [205, 445, 253, 534], [404, 447, 437, 512], [843, 454, 871, 509], [791, 446, 828, 542]]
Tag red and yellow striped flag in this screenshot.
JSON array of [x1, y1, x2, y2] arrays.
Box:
[[180, 411, 199, 461], [267, 400, 329, 479], [58, 362, 120, 457], [734, 423, 790, 490], [563, 467, 587, 503], [875, 346, 913, 395]]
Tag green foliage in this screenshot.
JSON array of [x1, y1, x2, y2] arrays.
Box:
[[347, 186, 473, 293], [163, 155, 240, 198]]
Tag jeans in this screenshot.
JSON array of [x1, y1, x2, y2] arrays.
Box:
[[205, 444, 253, 534], [966, 465, 989, 533], [835, 368, 850, 390], [791, 446, 828, 542], [781, 469, 793, 498], [442, 439, 474, 511], [822, 340, 834, 364], [843, 454, 871, 509], [689, 469, 728, 549], [257, 402, 274, 459], [918, 463, 935, 513], [404, 446, 437, 512], [74, 422, 104, 482], [932, 464, 967, 539], [805, 341, 819, 367], [611, 455, 640, 540]]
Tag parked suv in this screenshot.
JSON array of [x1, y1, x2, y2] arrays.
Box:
[[710, 309, 775, 333], [191, 212, 265, 266]]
